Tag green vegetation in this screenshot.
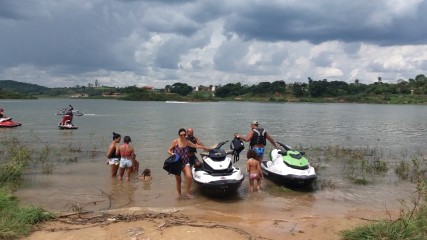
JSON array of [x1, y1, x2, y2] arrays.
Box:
[[0, 136, 103, 239], [0, 138, 52, 239], [0, 189, 53, 240], [2, 74, 427, 103], [341, 207, 427, 240], [341, 188, 426, 239], [0, 88, 36, 99], [340, 155, 427, 239], [307, 145, 389, 185], [304, 144, 427, 239]]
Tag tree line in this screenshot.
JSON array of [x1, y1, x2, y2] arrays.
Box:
[[215, 74, 427, 98], [1, 74, 427, 102]]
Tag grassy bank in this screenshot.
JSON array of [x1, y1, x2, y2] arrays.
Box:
[[0, 137, 101, 239], [0, 189, 53, 240], [297, 144, 427, 239], [0, 138, 52, 239], [338, 153, 427, 239]]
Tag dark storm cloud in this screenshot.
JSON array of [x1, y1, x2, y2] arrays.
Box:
[[0, 1, 29, 20], [117, 0, 195, 3], [223, 1, 427, 46], [0, 1, 137, 73]]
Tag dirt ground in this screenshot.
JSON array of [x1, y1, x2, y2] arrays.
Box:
[[25, 207, 394, 240]]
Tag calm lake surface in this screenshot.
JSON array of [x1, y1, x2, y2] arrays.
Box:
[[1, 99, 426, 226]]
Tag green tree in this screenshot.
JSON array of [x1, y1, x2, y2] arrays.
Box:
[[215, 82, 247, 97], [292, 83, 307, 97], [271, 80, 286, 95], [170, 82, 193, 96]]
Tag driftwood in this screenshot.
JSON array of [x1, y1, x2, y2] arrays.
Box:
[[51, 210, 271, 240]]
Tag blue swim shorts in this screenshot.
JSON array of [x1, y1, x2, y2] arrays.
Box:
[[253, 147, 265, 157]]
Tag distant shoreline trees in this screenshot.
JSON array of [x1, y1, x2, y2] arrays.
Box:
[[1, 74, 427, 103]]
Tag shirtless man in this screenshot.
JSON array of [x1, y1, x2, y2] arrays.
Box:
[[246, 149, 263, 192]]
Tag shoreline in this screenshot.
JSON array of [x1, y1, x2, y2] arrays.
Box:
[[25, 205, 397, 240]]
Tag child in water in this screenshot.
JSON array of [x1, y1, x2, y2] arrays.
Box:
[[246, 149, 263, 192], [138, 168, 152, 182]]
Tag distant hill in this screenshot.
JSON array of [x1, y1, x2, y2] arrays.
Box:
[[0, 87, 36, 99], [0, 80, 50, 95]]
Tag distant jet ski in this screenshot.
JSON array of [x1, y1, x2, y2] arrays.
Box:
[[58, 114, 78, 130], [0, 117, 22, 128], [56, 109, 84, 116]]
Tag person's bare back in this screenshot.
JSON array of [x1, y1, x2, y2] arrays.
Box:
[[247, 158, 260, 175], [246, 149, 263, 192]]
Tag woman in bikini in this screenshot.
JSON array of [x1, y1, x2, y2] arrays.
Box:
[[246, 149, 263, 192], [116, 136, 135, 181], [167, 128, 210, 199], [107, 132, 121, 177]]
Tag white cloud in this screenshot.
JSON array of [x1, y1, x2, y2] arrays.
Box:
[[1, 0, 427, 88]]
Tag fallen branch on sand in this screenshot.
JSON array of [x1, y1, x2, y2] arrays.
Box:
[[49, 211, 271, 240]]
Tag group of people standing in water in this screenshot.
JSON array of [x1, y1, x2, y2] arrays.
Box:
[[106, 120, 277, 197], [106, 132, 143, 181]]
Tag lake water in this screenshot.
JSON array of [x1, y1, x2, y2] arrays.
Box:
[[1, 99, 426, 236]]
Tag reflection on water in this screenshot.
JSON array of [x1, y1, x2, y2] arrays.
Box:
[[1, 99, 424, 221]]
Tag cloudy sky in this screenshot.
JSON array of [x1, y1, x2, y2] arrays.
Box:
[[1, 0, 427, 88]]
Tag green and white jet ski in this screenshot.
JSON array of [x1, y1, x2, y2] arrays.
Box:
[[261, 141, 316, 186]]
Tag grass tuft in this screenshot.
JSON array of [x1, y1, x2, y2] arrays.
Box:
[[0, 189, 53, 240]]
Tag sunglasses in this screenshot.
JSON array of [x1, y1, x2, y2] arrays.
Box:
[[179, 133, 186, 136]]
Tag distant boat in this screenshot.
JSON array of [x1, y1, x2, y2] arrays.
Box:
[[0, 117, 22, 128], [165, 101, 189, 104]]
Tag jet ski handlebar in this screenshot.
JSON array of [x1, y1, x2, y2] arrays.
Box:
[[276, 141, 305, 156], [200, 150, 234, 156], [276, 141, 292, 151], [200, 141, 231, 157], [215, 140, 229, 149]]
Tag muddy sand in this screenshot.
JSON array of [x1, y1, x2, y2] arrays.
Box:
[[25, 206, 394, 240]]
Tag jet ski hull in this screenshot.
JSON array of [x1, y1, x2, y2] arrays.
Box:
[[192, 168, 244, 196], [58, 124, 78, 130], [0, 122, 22, 128], [0, 118, 22, 128], [261, 160, 316, 187]]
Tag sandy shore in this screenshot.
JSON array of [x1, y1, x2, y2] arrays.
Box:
[[25, 206, 393, 240]]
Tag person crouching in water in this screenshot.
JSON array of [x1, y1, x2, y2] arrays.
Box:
[[139, 168, 152, 182], [246, 149, 263, 192], [107, 132, 121, 177], [116, 136, 135, 181]]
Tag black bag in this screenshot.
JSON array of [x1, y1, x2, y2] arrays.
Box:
[[230, 137, 245, 162], [163, 155, 182, 176]]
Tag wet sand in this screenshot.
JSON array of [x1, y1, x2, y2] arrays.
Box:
[[25, 205, 396, 240]]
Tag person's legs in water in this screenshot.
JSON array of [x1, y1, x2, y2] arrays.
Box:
[[118, 167, 125, 181], [249, 178, 255, 192], [110, 161, 119, 177], [174, 174, 182, 198], [256, 177, 262, 192], [182, 165, 194, 198], [125, 165, 132, 181]]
